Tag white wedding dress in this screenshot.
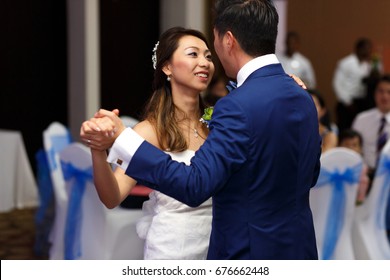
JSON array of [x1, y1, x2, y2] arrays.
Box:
[[136, 150, 213, 259]]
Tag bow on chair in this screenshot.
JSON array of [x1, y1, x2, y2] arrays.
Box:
[[374, 154, 390, 229], [61, 161, 93, 260], [34, 149, 54, 223], [47, 134, 73, 170], [315, 162, 362, 260]]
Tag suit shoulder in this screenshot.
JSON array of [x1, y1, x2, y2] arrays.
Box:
[[354, 108, 378, 121]]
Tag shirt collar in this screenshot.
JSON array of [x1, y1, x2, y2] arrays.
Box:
[[375, 109, 390, 122], [383, 112, 390, 123], [236, 54, 279, 87]]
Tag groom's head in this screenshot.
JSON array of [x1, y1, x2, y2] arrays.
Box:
[[213, 0, 279, 58]]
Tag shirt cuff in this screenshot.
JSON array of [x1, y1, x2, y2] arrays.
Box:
[[106, 127, 144, 170]]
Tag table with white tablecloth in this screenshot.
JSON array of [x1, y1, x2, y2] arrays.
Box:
[[0, 129, 38, 212]]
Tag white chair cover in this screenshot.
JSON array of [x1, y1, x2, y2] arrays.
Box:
[[310, 147, 363, 259], [352, 141, 390, 259], [43, 122, 73, 260], [59, 142, 144, 259], [120, 115, 139, 128]]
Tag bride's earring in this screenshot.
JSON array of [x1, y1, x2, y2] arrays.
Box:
[[167, 75, 171, 82]]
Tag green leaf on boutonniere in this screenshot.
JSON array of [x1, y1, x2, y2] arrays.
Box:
[[202, 107, 213, 120], [199, 106, 214, 128]]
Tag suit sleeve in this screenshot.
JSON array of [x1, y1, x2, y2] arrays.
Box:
[[126, 97, 251, 207], [311, 148, 321, 188]]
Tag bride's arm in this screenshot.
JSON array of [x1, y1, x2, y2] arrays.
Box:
[[82, 119, 159, 209]]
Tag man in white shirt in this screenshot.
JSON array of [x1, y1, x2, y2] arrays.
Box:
[[333, 38, 381, 131], [353, 75, 390, 241], [352, 75, 390, 178], [278, 31, 316, 90]]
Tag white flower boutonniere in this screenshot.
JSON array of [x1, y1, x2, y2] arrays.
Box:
[[199, 107, 214, 128]]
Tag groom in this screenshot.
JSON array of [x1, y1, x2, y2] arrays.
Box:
[[93, 0, 321, 259]]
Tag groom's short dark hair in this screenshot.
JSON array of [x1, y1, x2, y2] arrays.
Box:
[[213, 0, 279, 57]]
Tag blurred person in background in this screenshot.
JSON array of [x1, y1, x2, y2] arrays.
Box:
[[308, 89, 338, 153], [278, 31, 316, 90], [333, 38, 383, 131], [338, 128, 370, 205]]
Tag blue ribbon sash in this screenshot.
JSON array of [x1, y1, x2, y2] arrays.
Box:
[[61, 161, 93, 260], [314, 162, 362, 260], [374, 155, 390, 229], [35, 149, 54, 223]]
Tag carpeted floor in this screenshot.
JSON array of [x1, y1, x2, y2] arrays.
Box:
[[0, 207, 48, 260]]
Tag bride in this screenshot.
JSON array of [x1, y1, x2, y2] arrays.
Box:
[[80, 26, 214, 259]]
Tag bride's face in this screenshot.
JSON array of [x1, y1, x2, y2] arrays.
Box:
[[163, 35, 215, 96]]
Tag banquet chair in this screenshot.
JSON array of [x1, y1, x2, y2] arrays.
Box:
[[42, 121, 73, 259], [352, 141, 390, 259], [120, 115, 139, 128], [59, 142, 144, 259], [310, 147, 363, 260]]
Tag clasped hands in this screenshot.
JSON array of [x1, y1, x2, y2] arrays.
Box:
[[80, 109, 126, 151]]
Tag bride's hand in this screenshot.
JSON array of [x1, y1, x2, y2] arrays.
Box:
[[289, 74, 307, 90]]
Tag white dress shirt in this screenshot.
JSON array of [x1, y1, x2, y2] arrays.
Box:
[[237, 54, 279, 87], [333, 54, 372, 106], [107, 128, 144, 170], [278, 52, 316, 89], [352, 108, 390, 169]]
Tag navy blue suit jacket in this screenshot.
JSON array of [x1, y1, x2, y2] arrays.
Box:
[[126, 63, 321, 259]]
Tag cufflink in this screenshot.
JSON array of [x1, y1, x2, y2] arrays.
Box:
[[116, 159, 123, 166]]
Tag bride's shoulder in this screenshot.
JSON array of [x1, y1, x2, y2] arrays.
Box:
[[133, 120, 160, 148]]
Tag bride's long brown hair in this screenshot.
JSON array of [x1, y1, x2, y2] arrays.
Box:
[[143, 27, 211, 152]]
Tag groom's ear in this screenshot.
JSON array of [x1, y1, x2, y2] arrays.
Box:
[[226, 31, 241, 53], [225, 31, 234, 48]]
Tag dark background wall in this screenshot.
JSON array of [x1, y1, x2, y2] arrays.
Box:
[[99, 0, 160, 119], [0, 0, 159, 174], [0, 0, 68, 174]]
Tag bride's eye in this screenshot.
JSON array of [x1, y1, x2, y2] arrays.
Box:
[[188, 52, 198, 57]]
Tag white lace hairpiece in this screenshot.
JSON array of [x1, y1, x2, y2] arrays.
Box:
[[152, 41, 159, 69]]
